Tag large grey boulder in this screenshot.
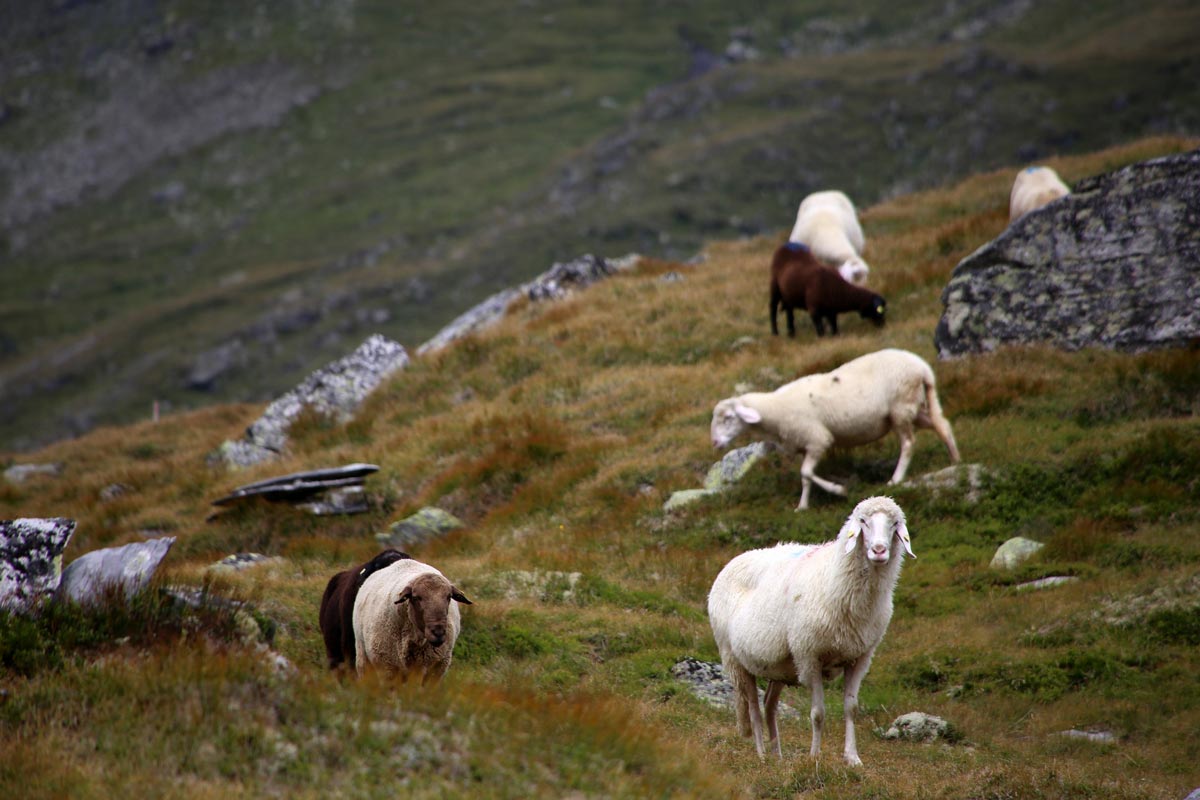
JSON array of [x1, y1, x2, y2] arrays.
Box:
[[936, 150, 1200, 357], [664, 442, 772, 511], [417, 253, 640, 356], [56, 537, 175, 606], [217, 335, 409, 467], [883, 712, 955, 742], [0, 518, 76, 612]]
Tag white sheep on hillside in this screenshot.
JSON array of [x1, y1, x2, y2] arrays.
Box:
[[353, 557, 472, 683], [1008, 166, 1071, 222], [710, 349, 959, 510], [708, 495, 913, 765], [788, 190, 870, 285]]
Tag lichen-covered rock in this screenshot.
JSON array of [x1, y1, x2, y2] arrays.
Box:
[[56, 536, 175, 606], [703, 442, 773, 491], [936, 150, 1200, 357], [216, 335, 409, 467], [0, 517, 76, 612], [670, 658, 800, 718], [902, 463, 988, 504], [663, 488, 715, 512], [990, 536, 1044, 570], [208, 553, 284, 572], [376, 507, 465, 548], [4, 463, 62, 484], [883, 712, 954, 742]]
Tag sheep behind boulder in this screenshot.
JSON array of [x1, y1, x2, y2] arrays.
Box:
[[1009, 166, 1070, 222], [353, 557, 472, 683]]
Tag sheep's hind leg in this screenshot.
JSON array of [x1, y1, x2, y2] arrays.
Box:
[[733, 663, 768, 756], [887, 425, 916, 484], [806, 670, 826, 759], [763, 681, 784, 758]]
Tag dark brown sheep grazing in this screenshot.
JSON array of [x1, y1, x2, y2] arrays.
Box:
[[319, 548, 411, 670], [770, 241, 886, 337]]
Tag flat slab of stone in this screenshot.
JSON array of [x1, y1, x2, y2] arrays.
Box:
[[212, 463, 378, 507], [4, 463, 62, 484], [56, 536, 175, 606], [0, 517, 76, 612], [1055, 728, 1115, 744]]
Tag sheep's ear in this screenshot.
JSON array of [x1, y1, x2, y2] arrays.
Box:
[[394, 586, 414, 605], [450, 586, 473, 605], [733, 402, 761, 424], [839, 518, 862, 554], [897, 522, 916, 559]]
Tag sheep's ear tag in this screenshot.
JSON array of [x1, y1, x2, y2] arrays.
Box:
[[840, 521, 861, 554], [898, 524, 916, 558]]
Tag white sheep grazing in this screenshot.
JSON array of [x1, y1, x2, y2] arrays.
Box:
[[788, 190, 870, 285], [707, 495, 912, 765], [353, 557, 472, 683], [1008, 166, 1070, 222], [710, 348, 960, 510]]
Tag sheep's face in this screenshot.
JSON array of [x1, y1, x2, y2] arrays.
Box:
[[711, 398, 759, 448], [840, 507, 913, 564], [860, 294, 886, 327], [395, 574, 473, 649]]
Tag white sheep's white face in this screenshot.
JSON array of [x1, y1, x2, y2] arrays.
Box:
[[710, 399, 759, 449], [840, 510, 914, 564]]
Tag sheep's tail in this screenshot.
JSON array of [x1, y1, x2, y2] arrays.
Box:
[[923, 370, 961, 464]]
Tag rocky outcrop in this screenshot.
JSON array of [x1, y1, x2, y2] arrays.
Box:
[[417, 254, 640, 356], [936, 151, 1200, 357], [215, 335, 409, 467], [670, 657, 799, 719], [56, 536, 175, 606], [663, 442, 774, 511], [0, 517, 76, 612]]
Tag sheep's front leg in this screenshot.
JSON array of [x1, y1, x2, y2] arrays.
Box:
[[841, 651, 876, 767], [796, 450, 846, 510], [763, 680, 784, 759]]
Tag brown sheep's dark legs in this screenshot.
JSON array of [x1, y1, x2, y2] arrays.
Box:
[[770, 286, 781, 335]]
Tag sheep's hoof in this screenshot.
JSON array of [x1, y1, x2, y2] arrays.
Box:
[[844, 754, 863, 767]]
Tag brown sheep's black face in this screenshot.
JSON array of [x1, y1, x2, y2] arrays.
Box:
[[861, 295, 887, 327], [395, 574, 472, 648]]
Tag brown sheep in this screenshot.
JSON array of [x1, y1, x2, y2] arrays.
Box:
[[770, 241, 886, 337], [353, 558, 473, 684], [319, 548, 411, 671]]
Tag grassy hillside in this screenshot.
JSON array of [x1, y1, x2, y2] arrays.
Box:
[[3, 136, 1199, 798], [3, 1, 1200, 450]]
